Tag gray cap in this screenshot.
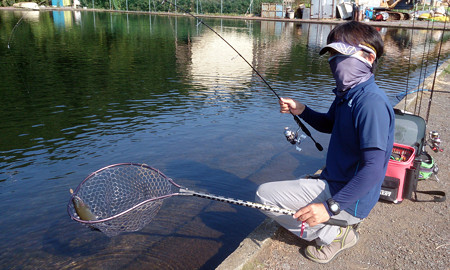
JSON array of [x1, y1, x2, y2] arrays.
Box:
[[320, 42, 376, 57]]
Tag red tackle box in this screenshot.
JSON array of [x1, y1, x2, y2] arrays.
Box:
[[382, 143, 416, 203], [379, 109, 426, 203]]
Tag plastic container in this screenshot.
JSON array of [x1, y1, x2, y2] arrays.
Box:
[[385, 143, 416, 202]]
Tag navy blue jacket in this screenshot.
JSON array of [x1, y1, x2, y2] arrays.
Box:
[[301, 76, 395, 218]]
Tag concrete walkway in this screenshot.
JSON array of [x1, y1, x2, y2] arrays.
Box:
[[217, 60, 450, 270]]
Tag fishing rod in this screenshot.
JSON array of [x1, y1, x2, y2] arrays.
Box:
[[160, 0, 323, 151], [425, 9, 448, 124], [414, 16, 433, 115]]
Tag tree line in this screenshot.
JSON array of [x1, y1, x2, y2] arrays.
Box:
[[81, 0, 286, 15], [2, 0, 306, 15]]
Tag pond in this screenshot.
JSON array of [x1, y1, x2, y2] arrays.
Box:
[[0, 9, 449, 269]]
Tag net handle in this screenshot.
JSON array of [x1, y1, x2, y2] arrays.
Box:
[[179, 188, 348, 227]]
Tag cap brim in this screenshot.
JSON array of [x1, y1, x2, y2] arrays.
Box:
[[319, 42, 359, 56], [319, 46, 332, 55]]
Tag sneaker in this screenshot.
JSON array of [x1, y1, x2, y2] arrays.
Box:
[[304, 225, 359, 264]]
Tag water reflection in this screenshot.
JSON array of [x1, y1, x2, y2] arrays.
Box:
[[190, 31, 253, 91], [52, 11, 73, 28], [0, 10, 449, 269], [13, 10, 40, 22]]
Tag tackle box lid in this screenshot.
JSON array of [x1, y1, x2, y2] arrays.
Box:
[[393, 108, 426, 153]]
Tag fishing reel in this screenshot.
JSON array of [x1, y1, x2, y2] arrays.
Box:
[[427, 131, 444, 153], [284, 127, 307, 152]]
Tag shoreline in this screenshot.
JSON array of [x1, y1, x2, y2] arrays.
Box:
[[2, 6, 450, 31]]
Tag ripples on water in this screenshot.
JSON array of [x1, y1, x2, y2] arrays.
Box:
[[0, 10, 449, 269]]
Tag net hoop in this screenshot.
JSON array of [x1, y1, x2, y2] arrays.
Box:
[[67, 163, 180, 225]]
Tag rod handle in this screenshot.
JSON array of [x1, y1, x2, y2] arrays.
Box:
[[326, 218, 348, 227]]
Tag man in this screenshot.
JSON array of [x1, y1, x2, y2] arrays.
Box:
[[255, 21, 395, 263]]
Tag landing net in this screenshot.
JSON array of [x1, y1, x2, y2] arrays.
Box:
[[67, 163, 176, 237]]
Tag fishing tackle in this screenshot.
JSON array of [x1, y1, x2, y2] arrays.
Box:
[[160, 0, 323, 151], [427, 130, 444, 152], [284, 127, 307, 151]]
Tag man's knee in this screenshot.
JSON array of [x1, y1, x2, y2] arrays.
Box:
[[255, 182, 273, 203]]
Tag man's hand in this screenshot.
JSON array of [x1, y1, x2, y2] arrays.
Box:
[[293, 203, 330, 227], [279, 97, 306, 115]]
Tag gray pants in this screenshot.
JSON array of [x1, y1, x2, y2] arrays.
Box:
[[255, 178, 362, 245]]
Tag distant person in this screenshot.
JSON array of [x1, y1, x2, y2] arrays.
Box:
[[256, 21, 394, 263]]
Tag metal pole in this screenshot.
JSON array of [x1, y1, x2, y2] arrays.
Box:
[[221, 0, 223, 14], [109, 0, 111, 10], [92, 0, 94, 9], [197, 0, 198, 14], [126, 0, 128, 11]]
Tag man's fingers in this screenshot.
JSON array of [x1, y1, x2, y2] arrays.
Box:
[[293, 206, 310, 220], [279, 98, 295, 114], [293, 203, 331, 227]]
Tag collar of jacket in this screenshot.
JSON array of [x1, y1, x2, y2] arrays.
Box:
[[333, 75, 375, 102]]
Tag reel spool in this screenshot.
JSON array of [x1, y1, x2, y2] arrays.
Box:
[[284, 127, 307, 152]]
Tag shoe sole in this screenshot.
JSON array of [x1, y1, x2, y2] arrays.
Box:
[[305, 230, 360, 264]]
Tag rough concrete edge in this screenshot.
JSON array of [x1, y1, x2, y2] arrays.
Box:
[[216, 218, 279, 270], [217, 59, 450, 270]]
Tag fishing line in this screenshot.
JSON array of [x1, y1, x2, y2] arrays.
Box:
[[161, 0, 323, 151], [425, 9, 448, 124], [403, 34, 413, 111], [403, 3, 419, 112], [7, 16, 24, 49], [414, 17, 433, 115]]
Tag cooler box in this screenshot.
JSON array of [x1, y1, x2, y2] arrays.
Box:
[[384, 143, 416, 202]]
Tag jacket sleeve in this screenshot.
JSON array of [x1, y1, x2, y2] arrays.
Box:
[[325, 148, 386, 214], [299, 101, 336, 134]]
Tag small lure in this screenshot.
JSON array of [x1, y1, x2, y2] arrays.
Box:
[[300, 221, 305, 237], [70, 189, 97, 221]]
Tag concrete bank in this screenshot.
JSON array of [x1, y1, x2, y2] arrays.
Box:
[[217, 60, 450, 270]]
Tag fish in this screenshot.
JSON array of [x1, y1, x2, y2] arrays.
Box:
[[70, 189, 97, 221]]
